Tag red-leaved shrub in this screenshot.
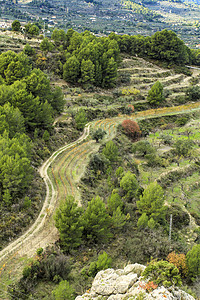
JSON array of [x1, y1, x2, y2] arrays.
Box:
[[121, 119, 140, 140]]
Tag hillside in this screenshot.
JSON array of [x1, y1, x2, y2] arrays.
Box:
[[0, 29, 200, 299]]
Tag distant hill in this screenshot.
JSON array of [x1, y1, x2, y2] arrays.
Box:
[[1, 0, 200, 48], [183, 0, 200, 4]]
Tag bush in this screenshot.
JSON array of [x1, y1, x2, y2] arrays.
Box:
[[173, 139, 194, 157], [88, 153, 109, 175], [186, 244, 200, 280], [41, 253, 71, 281], [120, 171, 140, 201], [145, 153, 163, 167], [167, 252, 188, 277], [23, 248, 72, 282], [75, 108, 87, 130], [88, 251, 112, 277], [121, 119, 141, 140], [52, 280, 75, 300], [142, 260, 182, 287], [121, 227, 187, 264], [175, 117, 189, 126], [173, 95, 187, 105], [160, 134, 173, 145], [102, 140, 118, 162]]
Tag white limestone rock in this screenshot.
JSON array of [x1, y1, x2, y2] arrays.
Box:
[[123, 263, 146, 276], [114, 274, 137, 294]]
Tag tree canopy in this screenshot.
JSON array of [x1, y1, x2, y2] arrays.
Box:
[[0, 51, 64, 132], [110, 29, 191, 66], [52, 29, 120, 88]]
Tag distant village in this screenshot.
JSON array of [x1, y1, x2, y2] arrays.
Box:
[[0, 21, 12, 29]]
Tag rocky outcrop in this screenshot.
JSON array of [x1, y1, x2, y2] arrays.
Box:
[[76, 264, 195, 300]]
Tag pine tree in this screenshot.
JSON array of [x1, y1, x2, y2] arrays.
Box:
[[102, 57, 117, 88], [82, 196, 112, 244], [136, 182, 166, 227], [54, 196, 84, 253], [186, 244, 200, 279], [120, 171, 139, 201], [107, 192, 123, 214], [147, 81, 164, 106]]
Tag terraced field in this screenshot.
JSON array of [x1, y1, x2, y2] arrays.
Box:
[[0, 31, 41, 53], [118, 56, 200, 99]]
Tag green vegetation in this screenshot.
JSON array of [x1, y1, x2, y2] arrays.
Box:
[[11, 20, 21, 32], [110, 29, 193, 67], [54, 196, 84, 253], [142, 260, 182, 287], [92, 128, 106, 142], [147, 81, 164, 106], [83, 196, 113, 244], [54, 29, 120, 88], [186, 245, 200, 280], [75, 109, 87, 130], [24, 23, 40, 36], [1, 26, 200, 300], [88, 251, 112, 277], [137, 182, 166, 229], [52, 280, 75, 300]]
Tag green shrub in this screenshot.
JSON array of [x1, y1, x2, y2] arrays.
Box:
[[186, 85, 200, 101], [173, 95, 187, 105], [186, 244, 200, 281], [160, 134, 173, 145], [145, 153, 163, 167], [88, 251, 112, 277], [75, 108, 87, 130], [52, 280, 75, 300], [92, 128, 106, 142], [36, 247, 43, 256], [142, 260, 182, 287], [102, 140, 118, 162], [147, 81, 164, 106]]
